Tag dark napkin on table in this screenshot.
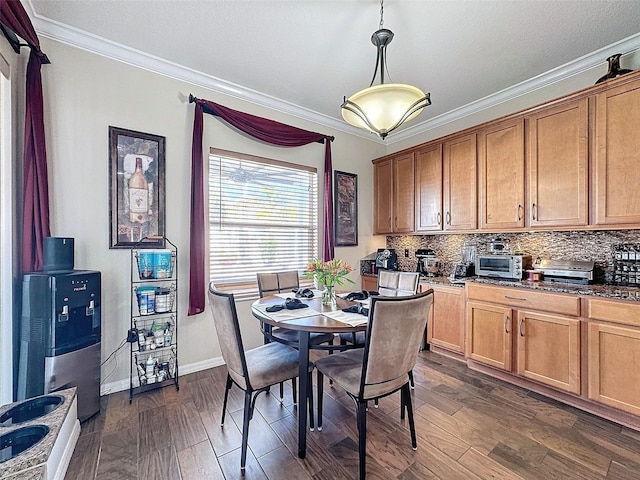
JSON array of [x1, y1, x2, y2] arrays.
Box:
[[266, 304, 285, 312], [285, 298, 309, 310], [342, 305, 369, 316]]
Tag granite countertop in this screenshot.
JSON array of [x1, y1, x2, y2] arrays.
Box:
[[0, 388, 76, 479], [416, 274, 640, 301]]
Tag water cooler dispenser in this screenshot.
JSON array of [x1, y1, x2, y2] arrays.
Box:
[[17, 239, 101, 421]]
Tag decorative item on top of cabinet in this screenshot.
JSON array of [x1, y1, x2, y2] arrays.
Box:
[[443, 133, 477, 231], [373, 153, 415, 234], [415, 143, 443, 232], [527, 98, 588, 227], [593, 76, 640, 226], [595, 54, 633, 84], [129, 236, 179, 403], [478, 119, 525, 229]]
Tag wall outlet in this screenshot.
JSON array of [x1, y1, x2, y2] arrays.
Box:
[[404, 249, 409, 257]]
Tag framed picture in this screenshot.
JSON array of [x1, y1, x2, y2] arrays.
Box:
[[334, 170, 358, 246], [109, 126, 166, 248]]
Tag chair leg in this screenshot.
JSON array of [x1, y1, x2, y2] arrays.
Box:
[[409, 369, 415, 389], [279, 382, 284, 402], [317, 371, 323, 431], [400, 386, 406, 421], [403, 383, 417, 450], [292, 377, 297, 405], [240, 390, 253, 472], [221, 374, 232, 427], [307, 372, 315, 431], [374, 398, 379, 408], [357, 399, 367, 480]]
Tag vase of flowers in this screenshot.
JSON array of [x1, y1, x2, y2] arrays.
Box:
[[304, 258, 354, 306]]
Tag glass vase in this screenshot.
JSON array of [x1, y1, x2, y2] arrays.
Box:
[[322, 285, 337, 306]]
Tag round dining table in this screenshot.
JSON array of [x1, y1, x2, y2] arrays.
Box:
[[251, 293, 367, 459]]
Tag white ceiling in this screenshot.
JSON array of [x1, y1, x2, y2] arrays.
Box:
[[27, 0, 640, 143]]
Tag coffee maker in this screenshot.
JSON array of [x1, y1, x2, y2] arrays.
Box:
[[375, 248, 398, 270]]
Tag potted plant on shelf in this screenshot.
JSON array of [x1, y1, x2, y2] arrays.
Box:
[[304, 258, 354, 306]]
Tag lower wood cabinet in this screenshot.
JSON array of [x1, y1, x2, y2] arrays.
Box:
[[426, 285, 465, 354], [587, 297, 640, 416], [466, 283, 581, 394], [361, 274, 377, 292], [516, 310, 581, 394]]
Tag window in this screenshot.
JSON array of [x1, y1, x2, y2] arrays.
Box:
[[208, 149, 318, 297]]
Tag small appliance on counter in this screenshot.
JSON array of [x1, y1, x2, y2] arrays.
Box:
[[360, 252, 379, 275], [416, 249, 440, 277], [535, 259, 594, 284], [452, 241, 476, 279], [375, 248, 398, 271], [476, 254, 532, 280]]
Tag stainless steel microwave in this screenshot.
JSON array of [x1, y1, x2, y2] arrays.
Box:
[[475, 254, 532, 280]]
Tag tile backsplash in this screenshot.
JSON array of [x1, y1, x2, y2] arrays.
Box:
[[386, 230, 640, 283]]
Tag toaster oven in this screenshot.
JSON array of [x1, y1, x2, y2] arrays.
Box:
[[475, 254, 532, 280]]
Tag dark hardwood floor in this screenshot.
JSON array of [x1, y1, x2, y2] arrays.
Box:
[[66, 350, 640, 479]]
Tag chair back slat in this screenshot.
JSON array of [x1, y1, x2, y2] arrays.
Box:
[[361, 291, 433, 399], [208, 284, 249, 388], [257, 271, 300, 297], [377, 271, 420, 297]]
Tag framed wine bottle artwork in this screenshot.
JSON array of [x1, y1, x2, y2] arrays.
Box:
[[109, 126, 166, 249]]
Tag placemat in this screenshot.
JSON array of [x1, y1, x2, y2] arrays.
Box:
[[321, 309, 369, 327]]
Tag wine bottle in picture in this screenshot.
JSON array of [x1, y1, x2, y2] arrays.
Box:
[[129, 157, 149, 223]]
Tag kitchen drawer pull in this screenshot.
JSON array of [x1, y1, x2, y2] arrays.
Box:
[[504, 315, 510, 333], [517, 204, 523, 221], [504, 295, 527, 301], [519, 317, 525, 337]]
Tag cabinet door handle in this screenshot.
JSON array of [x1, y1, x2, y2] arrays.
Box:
[[437, 212, 441, 225], [446, 211, 451, 225], [532, 203, 537, 221], [394, 217, 398, 229], [388, 218, 391, 228], [517, 204, 523, 221], [505, 295, 527, 301], [504, 315, 510, 333], [519, 317, 525, 337]]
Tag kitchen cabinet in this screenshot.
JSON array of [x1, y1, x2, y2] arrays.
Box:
[[593, 77, 640, 225], [587, 298, 640, 416], [361, 274, 377, 292], [478, 119, 525, 229], [516, 310, 581, 394], [443, 133, 477, 231], [425, 284, 465, 354], [466, 283, 581, 394], [373, 153, 415, 234], [527, 99, 588, 227], [415, 143, 443, 231]]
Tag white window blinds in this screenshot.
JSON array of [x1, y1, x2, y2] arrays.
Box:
[[208, 151, 318, 295]]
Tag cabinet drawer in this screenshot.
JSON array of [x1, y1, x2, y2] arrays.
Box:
[[467, 283, 580, 316], [587, 298, 640, 327]]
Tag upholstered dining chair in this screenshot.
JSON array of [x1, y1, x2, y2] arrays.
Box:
[[257, 271, 335, 397], [315, 290, 434, 480], [208, 283, 314, 472]]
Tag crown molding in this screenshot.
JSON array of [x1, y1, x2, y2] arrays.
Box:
[[27, 2, 640, 146]]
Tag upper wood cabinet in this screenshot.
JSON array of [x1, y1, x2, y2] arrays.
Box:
[[527, 99, 588, 227], [478, 119, 525, 229], [443, 134, 477, 231], [415, 144, 443, 232], [593, 77, 640, 225], [373, 153, 415, 234]]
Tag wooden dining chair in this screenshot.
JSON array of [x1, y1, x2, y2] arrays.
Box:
[[315, 290, 434, 480], [208, 283, 314, 472]]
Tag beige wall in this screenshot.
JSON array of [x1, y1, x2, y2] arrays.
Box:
[[38, 38, 385, 393]]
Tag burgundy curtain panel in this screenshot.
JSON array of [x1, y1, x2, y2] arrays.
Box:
[[188, 95, 334, 315], [0, 0, 51, 272]]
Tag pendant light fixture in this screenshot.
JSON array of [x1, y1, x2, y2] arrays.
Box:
[[341, 0, 430, 139]]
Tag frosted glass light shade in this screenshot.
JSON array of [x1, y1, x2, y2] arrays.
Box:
[[342, 83, 429, 138]]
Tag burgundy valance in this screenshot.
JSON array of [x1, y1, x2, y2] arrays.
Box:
[[188, 95, 335, 315], [0, 0, 51, 272]]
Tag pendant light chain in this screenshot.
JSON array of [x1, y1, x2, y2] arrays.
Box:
[[379, 0, 384, 30]]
